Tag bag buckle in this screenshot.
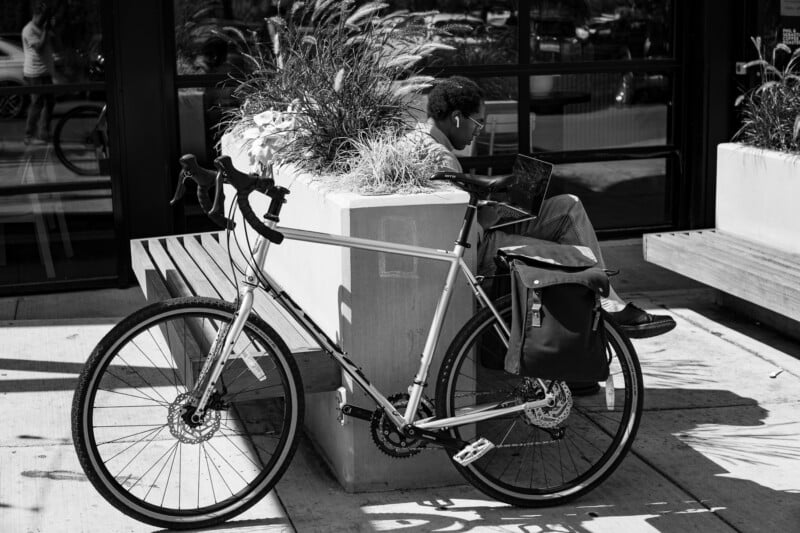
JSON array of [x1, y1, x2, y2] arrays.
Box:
[[530, 301, 542, 327]]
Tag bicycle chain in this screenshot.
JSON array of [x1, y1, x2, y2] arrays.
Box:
[[411, 389, 561, 451]]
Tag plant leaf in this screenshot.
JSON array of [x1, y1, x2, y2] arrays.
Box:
[[744, 59, 769, 70], [345, 2, 389, 27], [794, 115, 800, 141], [755, 80, 780, 93]]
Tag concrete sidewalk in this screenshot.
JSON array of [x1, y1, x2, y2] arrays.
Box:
[[2, 281, 800, 532]]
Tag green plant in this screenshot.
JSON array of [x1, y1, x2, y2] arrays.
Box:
[[734, 37, 800, 154], [342, 128, 452, 194], [226, 1, 451, 175]]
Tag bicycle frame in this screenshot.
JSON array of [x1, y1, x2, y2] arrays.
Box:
[[193, 200, 556, 437]]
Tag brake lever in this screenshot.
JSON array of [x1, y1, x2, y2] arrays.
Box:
[[173, 154, 235, 230], [210, 171, 225, 217]]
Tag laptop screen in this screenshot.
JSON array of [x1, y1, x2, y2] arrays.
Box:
[[506, 154, 554, 218]]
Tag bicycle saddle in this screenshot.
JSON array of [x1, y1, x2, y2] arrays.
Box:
[[431, 171, 512, 194]]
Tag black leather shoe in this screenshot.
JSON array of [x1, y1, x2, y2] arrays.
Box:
[[609, 303, 676, 338]]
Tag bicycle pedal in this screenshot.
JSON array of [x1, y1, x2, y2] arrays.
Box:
[[453, 437, 495, 466]]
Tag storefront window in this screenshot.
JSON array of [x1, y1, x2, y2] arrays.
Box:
[[529, 72, 669, 152], [171, 1, 678, 234], [0, 1, 113, 291], [550, 158, 671, 229], [530, 0, 673, 63]]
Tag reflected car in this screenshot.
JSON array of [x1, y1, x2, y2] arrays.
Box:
[[531, 18, 586, 62], [0, 37, 26, 119], [426, 13, 488, 44]]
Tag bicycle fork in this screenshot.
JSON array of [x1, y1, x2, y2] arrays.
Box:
[[186, 237, 269, 425]]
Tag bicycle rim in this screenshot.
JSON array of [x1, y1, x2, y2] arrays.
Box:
[[72, 298, 303, 529], [54, 105, 105, 176], [436, 296, 643, 506]]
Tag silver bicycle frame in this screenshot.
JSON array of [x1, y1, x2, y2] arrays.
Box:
[[194, 218, 554, 431]]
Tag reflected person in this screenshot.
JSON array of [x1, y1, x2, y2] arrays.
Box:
[[22, 1, 55, 145]]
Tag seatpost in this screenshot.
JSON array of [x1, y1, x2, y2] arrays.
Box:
[[455, 193, 479, 248]]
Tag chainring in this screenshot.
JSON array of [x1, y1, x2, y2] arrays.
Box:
[[370, 393, 434, 458]]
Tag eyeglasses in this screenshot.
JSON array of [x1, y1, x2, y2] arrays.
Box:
[[467, 115, 485, 133]]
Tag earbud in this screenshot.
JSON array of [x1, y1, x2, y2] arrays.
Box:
[[455, 117, 461, 127]]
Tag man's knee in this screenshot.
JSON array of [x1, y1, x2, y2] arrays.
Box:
[[545, 194, 585, 215]]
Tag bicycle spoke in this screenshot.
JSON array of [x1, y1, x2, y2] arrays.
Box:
[[74, 300, 302, 527]]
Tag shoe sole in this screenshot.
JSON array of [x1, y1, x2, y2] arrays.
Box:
[[621, 320, 677, 339]]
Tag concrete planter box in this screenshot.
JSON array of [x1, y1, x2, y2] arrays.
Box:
[[221, 133, 474, 491], [716, 143, 800, 254]]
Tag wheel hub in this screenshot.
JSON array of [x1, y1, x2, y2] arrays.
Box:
[[521, 379, 572, 428], [168, 392, 221, 444]]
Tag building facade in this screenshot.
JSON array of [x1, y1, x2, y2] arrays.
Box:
[[0, 0, 787, 294]]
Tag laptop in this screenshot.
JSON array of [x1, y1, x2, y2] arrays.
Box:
[[489, 154, 554, 231]]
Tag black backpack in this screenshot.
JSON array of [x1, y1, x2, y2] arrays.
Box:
[[497, 241, 610, 382]]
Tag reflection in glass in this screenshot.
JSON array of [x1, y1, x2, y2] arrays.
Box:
[[0, 1, 113, 289], [174, 0, 270, 76], [0, 135, 114, 284], [530, 0, 672, 63], [549, 159, 669, 229], [527, 73, 669, 152]]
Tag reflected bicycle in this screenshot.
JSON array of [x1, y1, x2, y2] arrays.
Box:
[[53, 103, 108, 176]]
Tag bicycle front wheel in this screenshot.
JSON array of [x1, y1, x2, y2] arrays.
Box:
[[53, 104, 106, 176], [72, 297, 304, 530], [436, 295, 643, 506]]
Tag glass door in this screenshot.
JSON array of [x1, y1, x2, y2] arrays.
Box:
[[0, 0, 117, 293]]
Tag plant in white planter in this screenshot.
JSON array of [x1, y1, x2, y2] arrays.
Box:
[[219, 1, 476, 491], [716, 37, 800, 254], [223, 1, 455, 182]]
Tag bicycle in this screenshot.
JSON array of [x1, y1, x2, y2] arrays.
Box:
[[71, 154, 643, 530], [53, 102, 108, 176]]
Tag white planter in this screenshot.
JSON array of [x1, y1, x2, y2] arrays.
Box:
[[221, 133, 475, 491], [716, 143, 800, 255]]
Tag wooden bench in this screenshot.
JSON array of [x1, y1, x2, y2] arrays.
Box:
[[643, 229, 800, 323], [130, 231, 341, 393]]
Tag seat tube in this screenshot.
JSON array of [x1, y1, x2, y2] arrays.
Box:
[[406, 194, 478, 423]]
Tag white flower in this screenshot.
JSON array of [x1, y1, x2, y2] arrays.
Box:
[[253, 109, 277, 126], [241, 127, 262, 140]]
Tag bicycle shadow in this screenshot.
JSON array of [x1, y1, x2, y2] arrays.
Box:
[[273, 385, 800, 533]]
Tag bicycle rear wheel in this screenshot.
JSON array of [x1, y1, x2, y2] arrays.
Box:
[[72, 297, 304, 530], [435, 295, 643, 506], [53, 104, 106, 176]]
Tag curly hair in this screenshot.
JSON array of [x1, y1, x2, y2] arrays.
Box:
[[426, 76, 484, 120]]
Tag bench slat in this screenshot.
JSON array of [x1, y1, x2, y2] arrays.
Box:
[[644, 229, 800, 323], [668, 231, 800, 284], [130, 233, 340, 394], [198, 233, 318, 350], [695, 230, 800, 273], [165, 236, 222, 298]]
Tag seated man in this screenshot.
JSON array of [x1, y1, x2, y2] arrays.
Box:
[[421, 76, 675, 338]]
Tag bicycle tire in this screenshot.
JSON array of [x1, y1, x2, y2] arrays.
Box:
[[53, 104, 106, 176], [435, 295, 643, 506], [72, 297, 304, 530]]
